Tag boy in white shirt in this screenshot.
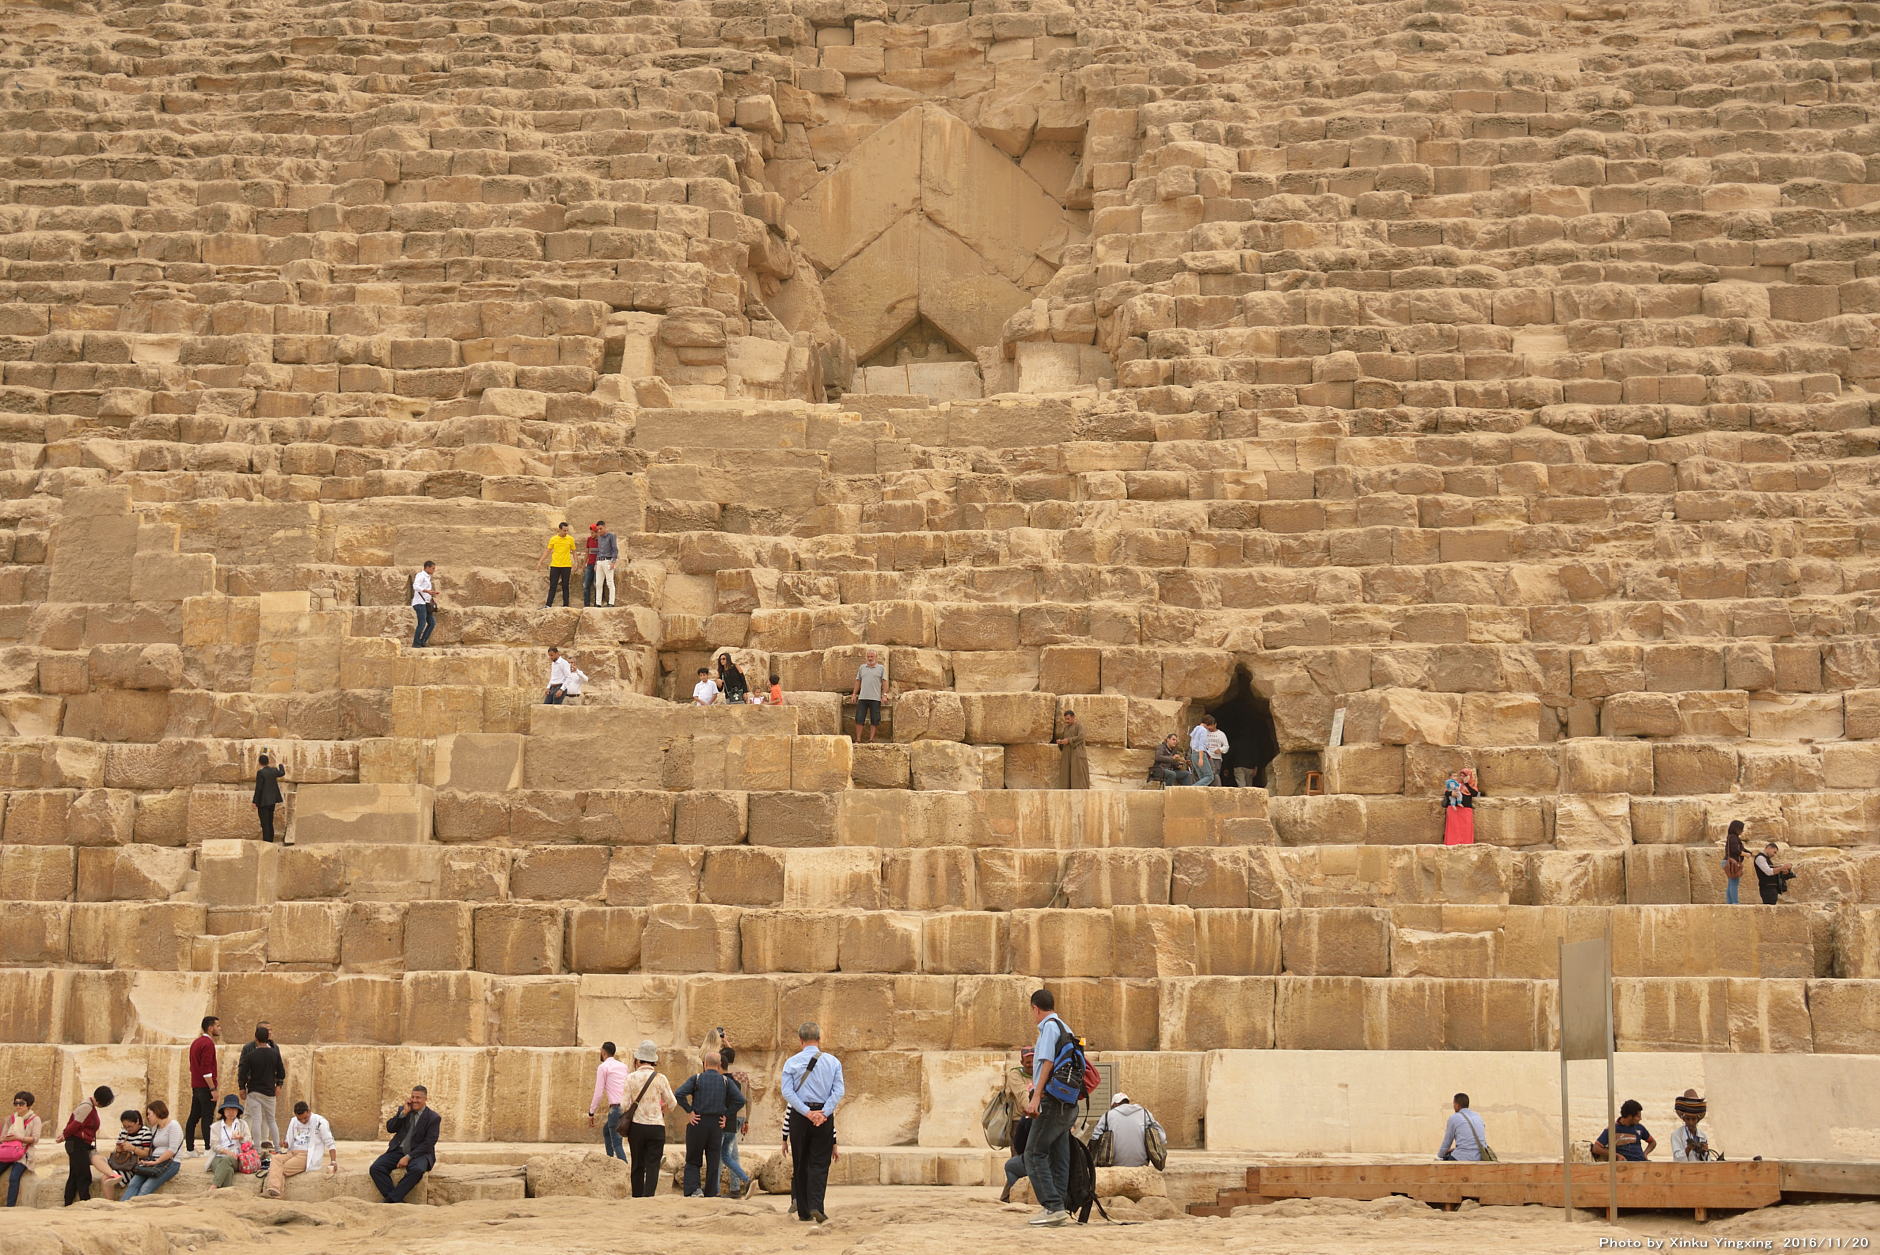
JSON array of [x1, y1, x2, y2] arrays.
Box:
[[263, 1101, 337, 1198], [692, 667, 720, 705], [410, 561, 438, 647]]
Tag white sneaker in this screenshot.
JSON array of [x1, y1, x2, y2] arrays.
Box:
[[1026, 1209, 1058, 1225], [1037, 1211, 1069, 1227]]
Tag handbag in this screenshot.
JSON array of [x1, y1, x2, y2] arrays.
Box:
[[1466, 1111, 1498, 1162], [237, 1142, 261, 1174], [1145, 1121, 1168, 1171], [982, 1090, 1014, 1150], [1724, 857, 1743, 878], [614, 1069, 662, 1138], [130, 1159, 168, 1178], [107, 1149, 140, 1174], [0, 1140, 23, 1165]]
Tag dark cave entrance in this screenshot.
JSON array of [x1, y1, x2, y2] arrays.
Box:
[[1197, 668, 1280, 789]]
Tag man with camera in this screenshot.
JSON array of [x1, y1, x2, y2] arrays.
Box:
[[1671, 1091, 1720, 1162], [369, 1086, 440, 1204], [1753, 842, 1794, 905]]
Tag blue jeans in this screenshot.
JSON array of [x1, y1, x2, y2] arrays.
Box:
[[412, 603, 435, 647], [1194, 754, 1217, 786], [1024, 1095, 1076, 1212], [720, 1123, 749, 1189], [601, 1104, 625, 1161], [4, 1160, 26, 1207], [1724, 862, 1739, 904], [121, 1159, 180, 1199]]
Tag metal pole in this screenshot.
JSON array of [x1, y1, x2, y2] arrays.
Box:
[[1604, 918, 1619, 1225], [1560, 937, 1574, 1222]]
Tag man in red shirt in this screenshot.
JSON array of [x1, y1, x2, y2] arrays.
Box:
[[186, 1015, 220, 1154], [581, 523, 600, 607]]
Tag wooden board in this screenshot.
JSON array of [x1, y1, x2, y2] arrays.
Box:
[[1243, 1161, 1784, 1211], [1780, 1161, 1880, 1198]]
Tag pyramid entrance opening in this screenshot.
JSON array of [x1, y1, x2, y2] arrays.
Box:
[[1194, 668, 1283, 791]]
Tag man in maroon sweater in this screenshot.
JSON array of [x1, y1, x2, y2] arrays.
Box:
[[186, 1015, 220, 1154]]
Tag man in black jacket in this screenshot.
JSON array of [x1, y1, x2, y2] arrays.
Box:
[[236, 1023, 287, 1147], [370, 1086, 441, 1203], [253, 751, 287, 842]]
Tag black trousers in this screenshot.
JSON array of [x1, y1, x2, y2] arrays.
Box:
[[626, 1122, 665, 1197], [257, 803, 277, 842], [369, 1149, 430, 1203], [546, 566, 571, 606], [185, 1086, 215, 1151], [1759, 882, 1780, 905], [789, 1108, 836, 1218], [683, 1113, 725, 1197], [63, 1137, 91, 1205]]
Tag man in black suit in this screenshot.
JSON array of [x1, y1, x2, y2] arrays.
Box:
[[253, 750, 287, 842], [369, 1086, 441, 1203]]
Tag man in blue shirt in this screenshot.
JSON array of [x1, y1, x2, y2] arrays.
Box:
[[1436, 1092, 1486, 1161], [1592, 1099, 1656, 1162], [1023, 988, 1077, 1227], [780, 1021, 844, 1224]]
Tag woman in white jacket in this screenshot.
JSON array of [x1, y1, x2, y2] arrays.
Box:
[[207, 1095, 250, 1189]]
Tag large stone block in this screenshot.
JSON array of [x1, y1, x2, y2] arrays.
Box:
[[1807, 979, 1880, 1053], [1561, 740, 1653, 794], [1282, 908, 1391, 976], [741, 909, 839, 972], [510, 846, 609, 901], [961, 693, 1056, 744], [1158, 977, 1275, 1050], [921, 913, 1007, 975], [473, 904, 564, 975], [674, 790, 745, 845], [432, 733, 524, 790], [746, 791, 840, 846], [641, 904, 742, 972], [290, 784, 434, 844]]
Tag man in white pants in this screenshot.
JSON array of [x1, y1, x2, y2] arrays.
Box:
[[594, 522, 618, 607]]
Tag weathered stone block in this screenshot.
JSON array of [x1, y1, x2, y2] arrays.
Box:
[[473, 904, 564, 975]]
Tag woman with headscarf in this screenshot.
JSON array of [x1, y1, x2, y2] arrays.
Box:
[[716, 652, 750, 704], [1442, 767, 1480, 846]]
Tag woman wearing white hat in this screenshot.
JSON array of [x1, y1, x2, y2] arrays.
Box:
[[620, 1042, 676, 1198]]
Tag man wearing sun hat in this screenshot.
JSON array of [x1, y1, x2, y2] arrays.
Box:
[[1671, 1091, 1717, 1162]]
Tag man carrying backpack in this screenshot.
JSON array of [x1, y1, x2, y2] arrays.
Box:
[[1022, 988, 1081, 1228]]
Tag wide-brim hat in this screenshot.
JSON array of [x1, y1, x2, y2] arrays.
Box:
[[218, 1094, 243, 1113], [1674, 1094, 1707, 1119], [633, 1040, 659, 1063]]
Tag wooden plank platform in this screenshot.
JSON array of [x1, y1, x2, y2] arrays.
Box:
[[1190, 1161, 1790, 1218]]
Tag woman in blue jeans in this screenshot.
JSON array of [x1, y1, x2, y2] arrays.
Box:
[[1722, 819, 1746, 905], [121, 1101, 182, 1199], [719, 1047, 753, 1198]]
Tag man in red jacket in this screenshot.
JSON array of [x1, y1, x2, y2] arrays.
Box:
[[186, 1015, 220, 1154]]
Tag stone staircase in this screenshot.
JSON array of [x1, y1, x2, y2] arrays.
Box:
[[0, 0, 1878, 1174]]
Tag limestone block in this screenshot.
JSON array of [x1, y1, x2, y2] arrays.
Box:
[[1612, 978, 1731, 1051], [722, 734, 794, 791], [1602, 692, 1680, 737], [289, 784, 434, 844], [341, 903, 406, 974], [1808, 980, 1880, 1053], [1269, 794, 1366, 845], [1628, 798, 1706, 845], [601, 847, 704, 905], [698, 847, 784, 906], [0, 902, 70, 963], [1193, 910, 1281, 975], [851, 743, 912, 789], [921, 913, 1007, 975], [974, 849, 1063, 910], [432, 733, 524, 790], [0, 845, 76, 901], [641, 904, 742, 972], [1562, 739, 1653, 794], [1159, 977, 1275, 1050], [1169, 846, 1259, 909], [1554, 794, 1632, 849], [405, 901, 475, 971], [1010, 909, 1115, 978], [510, 846, 609, 901], [1530, 850, 1625, 906], [1001, 742, 1059, 788], [1474, 797, 1550, 847], [526, 1150, 632, 1200], [1740, 748, 1823, 792], [1061, 848, 1171, 906], [746, 791, 840, 847], [1276, 977, 1445, 1050], [790, 735, 853, 791], [1654, 743, 1737, 795], [1345, 688, 1461, 745], [1459, 693, 1542, 745], [75, 845, 190, 901], [891, 689, 966, 742], [1282, 908, 1390, 976], [1445, 979, 1553, 1051], [71, 903, 204, 971], [961, 692, 1055, 743], [1323, 745, 1404, 794], [1726, 978, 1813, 1053], [839, 911, 921, 973], [473, 904, 564, 975], [782, 848, 883, 909], [910, 740, 982, 790], [675, 790, 746, 844], [1822, 742, 1880, 790], [742, 910, 839, 972], [267, 902, 344, 965], [1749, 693, 1844, 741], [1110, 905, 1198, 978]]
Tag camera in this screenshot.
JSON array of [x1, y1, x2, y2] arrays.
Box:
[[1775, 870, 1796, 895]]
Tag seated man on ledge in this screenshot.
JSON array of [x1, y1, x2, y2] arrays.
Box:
[[1590, 1098, 1655, 1162], [369, 1085, 440, 1203]]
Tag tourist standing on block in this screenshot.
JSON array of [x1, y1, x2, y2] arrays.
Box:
[[621, 1041, 676, 1198], [1722, 819, 1747, 904], [264, 1101, 336, 1198], [675, 1047, 746, 1198], [692, 666, 720, 705], [1206, 719, 1230, 786], [1436, 1093, 1487, 1162], [237, 1023, 286, 1148], [587, 1041, 629, 1163], [544, 646, 572, 705], [850, 650, 888, 742], [56, 1085, 112, 1205], [370, 1086, 439, 1204], [1055, 709, 1090, 790], [2, 1091, 42, 1208], [716, 651, 750, 704], [541, 521, 576, 607], [1441, 767, 1480, 846], [206, 1096, 249, 1189], [594, 521, 618, 607], [185, 1014, 219, 1156], [581, 522, 600, 607], [767, 674, 783, 705], [780, 1022, 843, 1224], [1188, 717, 1217, 786], [1754, 842, 1793, 904], [410, 560, 438, 647], [252, 751, 287, 843], [1022, 989, 1077, 1228], [121, 1101, 182, 1199]]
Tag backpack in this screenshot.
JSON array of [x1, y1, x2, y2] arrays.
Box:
[[237, 1141, 261, 1174], [1090, 1123, 1113, 1167], [1064, 1134, 1109, 1224], [982, 1090, 1014, 1150], [1042, 1017, 1099, 1105]]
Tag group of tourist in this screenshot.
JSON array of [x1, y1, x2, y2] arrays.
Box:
[[1433, 1089, 1721, 1164], [690, 651, 784, 707], [1, 1019, 436, 1207]]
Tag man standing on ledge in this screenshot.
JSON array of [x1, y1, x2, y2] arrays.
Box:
[[252, 750, 287, 842], [850, 649, 888, 743], [370, 1086, 440, 1204], [587, 1041, 628, 1163], [780, 1022, 844, 1224], [184, 1015, 219, 1157], [1055, 709, 1090, 790], [540, 521, 576, 607]]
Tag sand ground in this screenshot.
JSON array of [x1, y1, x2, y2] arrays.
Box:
[[3, 1185, 1876, 1255]]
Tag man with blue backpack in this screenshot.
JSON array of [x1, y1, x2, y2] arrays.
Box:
[[1021, 988, 1089, 1227]]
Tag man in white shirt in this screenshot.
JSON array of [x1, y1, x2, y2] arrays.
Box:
[[1207, 722, 1230, 786], [692, 667, 720, 705], [1436, 1092, 1487, 1162], [1189, 716, 1219, 786], [561, 660, 588, 705], [410, 560, 438, 648], [1671, 1091, 1716, 1161], [546, 647, 573, 705], [262, 1101, 337, 1198], [587, 1041, 630, 1163]]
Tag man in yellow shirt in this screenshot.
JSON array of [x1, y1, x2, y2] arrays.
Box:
[[540, 522, 577, 606]]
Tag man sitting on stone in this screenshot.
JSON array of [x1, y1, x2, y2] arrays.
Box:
[[1091, 1092, 1166, 1169], [369, 1086, 439, 1204], [263, 1101, 337, 1198], [1591, 1099, 1655, 1162], [1149, 733, 1195, 786], [1671, 1091, 1719, 1162]]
